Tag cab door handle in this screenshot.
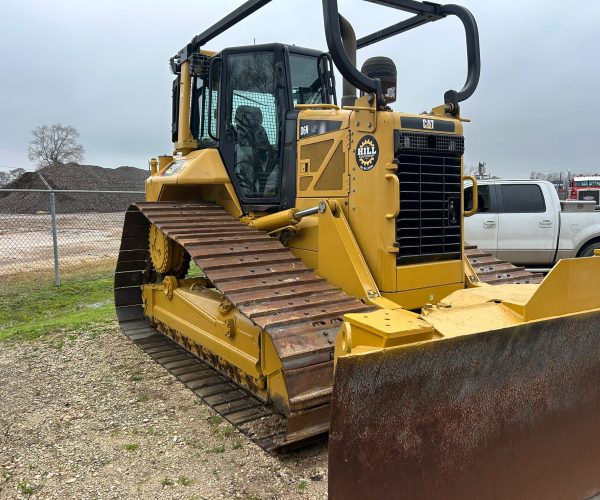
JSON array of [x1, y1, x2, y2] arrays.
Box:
[[539, 219, 553, 228], [483, 220, 496, 229]]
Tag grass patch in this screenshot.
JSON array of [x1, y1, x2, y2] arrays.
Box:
[[206, 415, 223, 426], [17, 480, 35, 496], [177, 475, 192, 486], [297, 480, 308, 491], [161, 477, 174, 487], [123, 443, 139, 452], [0, 266, 116, 342], [136, 393, 149, 403], [219, 425, 235, 438], [232, 439, 243, 450], [206, 445, 225, 454], [188, 262, 204, 278]]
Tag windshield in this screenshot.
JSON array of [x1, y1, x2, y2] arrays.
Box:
[[289, 54, 328, 106], [575, 179, 600, 187]]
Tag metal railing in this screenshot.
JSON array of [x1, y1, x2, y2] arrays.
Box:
[[0, 188, 144, 285]]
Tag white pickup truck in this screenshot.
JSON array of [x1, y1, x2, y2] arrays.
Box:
[[464, 179, 600, 267]]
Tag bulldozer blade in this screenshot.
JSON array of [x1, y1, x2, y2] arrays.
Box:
[[329, 311, 600, 500]]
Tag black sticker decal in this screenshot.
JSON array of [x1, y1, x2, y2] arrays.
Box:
[[299, 120, 342, 139], [355, 135, 379, 171]]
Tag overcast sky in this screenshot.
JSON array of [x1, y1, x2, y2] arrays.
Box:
[[1, 0, 599, 177]]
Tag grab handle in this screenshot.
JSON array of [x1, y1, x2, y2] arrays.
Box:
[[385, 173, 400, 220], [463, 175, 478, 217]]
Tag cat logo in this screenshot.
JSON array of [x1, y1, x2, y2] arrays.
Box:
[[355, 135, 379, 171], [423, 119, 435, 130]]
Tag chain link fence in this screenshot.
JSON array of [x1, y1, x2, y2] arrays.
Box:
[[0, 188, 144, 285]]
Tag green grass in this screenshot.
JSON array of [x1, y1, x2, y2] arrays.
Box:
[[206, 415, 223, 426], [206, 445, 225, 454], [136, 393, 150, 403], [188, 262, 204, 278], [123, 443, 140, 452], [177, 475, 192, 486], [16, 481, 35, 496], [0, 267, 116, 342]]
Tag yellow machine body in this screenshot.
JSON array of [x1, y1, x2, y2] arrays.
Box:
[[113, 1, 600, 495], [146, 98, 466, 310]]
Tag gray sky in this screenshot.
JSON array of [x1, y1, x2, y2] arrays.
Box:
[[1, 0, 599, 178]]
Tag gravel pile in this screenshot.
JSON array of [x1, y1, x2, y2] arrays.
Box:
[[0, 324, 327, 499], [0, 164, 148, 214]]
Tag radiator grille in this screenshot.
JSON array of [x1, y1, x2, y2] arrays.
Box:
[[578, 190, 600, 205], [395, 131, 464, 265]]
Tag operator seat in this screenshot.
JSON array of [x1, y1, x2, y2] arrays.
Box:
[[234, 105, 272, 197]]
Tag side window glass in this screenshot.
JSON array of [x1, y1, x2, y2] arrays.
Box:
[[228, 52, 279, 200], [289, 54, 327, 106], [192, 61, 220, 146], [500, 184, 546, 213], [204, 59, 220, 143], [464, 185, 492, 213]]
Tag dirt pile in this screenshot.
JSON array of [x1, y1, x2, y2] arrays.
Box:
[[0, 163, 148, 213]]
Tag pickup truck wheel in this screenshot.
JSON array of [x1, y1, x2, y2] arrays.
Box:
[[579, 241, 600, 257]]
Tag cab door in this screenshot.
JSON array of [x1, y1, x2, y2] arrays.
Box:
[[219, 47, 286, 212], [496, 183, 558, 265], [464, 184, 499, 254]]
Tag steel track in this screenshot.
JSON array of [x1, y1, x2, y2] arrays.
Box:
[[114, 201, 372, 452], [465, 244, 543, 284]]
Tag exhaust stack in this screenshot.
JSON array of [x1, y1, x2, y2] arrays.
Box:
[[339, 15, 357, 107]]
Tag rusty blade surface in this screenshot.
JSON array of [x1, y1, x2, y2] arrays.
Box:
[[329, 311, 600, 500]]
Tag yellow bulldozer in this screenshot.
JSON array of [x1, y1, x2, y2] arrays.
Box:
[[114, 0, 600, 497]]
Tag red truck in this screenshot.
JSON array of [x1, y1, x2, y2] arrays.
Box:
[[569, 175, 600, 204]]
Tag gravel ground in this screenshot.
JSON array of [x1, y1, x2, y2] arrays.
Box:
[[0, 324, 327, 499]]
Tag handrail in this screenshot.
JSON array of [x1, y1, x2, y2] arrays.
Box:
[[439, 4, 480, 110], [322, 0, 480, 113], [171, 0, 480, 113], [322, 0, 384, 105], [295, 103, 340, 110], [463, 175, 479, 217]]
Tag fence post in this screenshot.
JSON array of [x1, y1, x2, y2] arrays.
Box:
[[49, 191, 61, 286]]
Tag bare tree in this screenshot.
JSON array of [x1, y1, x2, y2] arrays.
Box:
[[530, 171, 547, 180], [28, 124, 85, 168]]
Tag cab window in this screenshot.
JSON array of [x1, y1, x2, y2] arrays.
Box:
[[289, 54, 328, 106], [464, 185, 493, 213], [500, 184, 546, 213]]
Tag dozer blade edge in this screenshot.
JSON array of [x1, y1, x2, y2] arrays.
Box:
[[329, 310, 600, 500]]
